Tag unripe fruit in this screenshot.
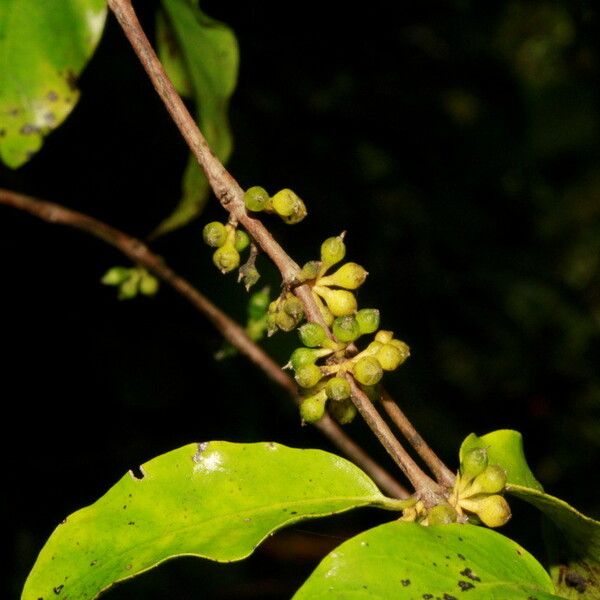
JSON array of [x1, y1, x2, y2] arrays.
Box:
[[314, 286, 357, 317], [300, 393, 326, 423], [316, 297, 335, 326], [283, 296, 304, 320], [290, 347, 331, 371], [427, 504, 458, 525], [319, 262, 368, 290], [295, 364, 323, 388], [355, 309, 380, 335], [299, 261, 321, 282], [389, 339, 410, 363], [332, 315, 361, 343], [213, 244, 240, 273], [469, 465, 507, 495], [353, 356, 383, 386], [276, 311, 297, 332], [139, 273, 159, 296], [203, 221, 228, 247], [376, 344, 406, 371], [119, 276, 138, 300], [248, 288, 270, 320], [460, 447, 489, 482], [320, 235, 346, 268], [299, 322, 327, 347], [328, 399, 357, 424], [325, 376, 351, 401], [102, 266, 130, 286], [375, 330, 394, 344], [363, 340, 384, 356], [244, 186, 270, 212], [234, 230, 250, 252], [282, 200, 307, 224], [272, 188, 303, 217], [465, 495, 511, 528]]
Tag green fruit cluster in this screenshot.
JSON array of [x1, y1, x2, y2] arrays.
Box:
[[244, 186, 307, 224], [102, 266, 159, 300], [202, 221, 252, 275]]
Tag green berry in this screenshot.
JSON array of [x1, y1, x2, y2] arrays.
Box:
[[272, 188, 303, 217], [283, 296, 304, 320], [375, 330, 394, 344], [299, 322, 327, 347], [118, 276, 138, 300], [299, 261, 321, 282], [470, 465, 507, 495], [314, 286, 357, 317], [213, 244, 240, 273], [465, 495, 511, 528], [318, 262, 368, 290], [248, 288, 271, 320], [325, 376, 351, 401], [203, 221, 228, 248], [289, 347, 331, 370], [328, 399, 357, 424], [234, 229, 250, 252], [389, 339, 410, 362], [332, 315, 361, 343], [139, 273, 159, 296], [363, 340, 384, 356], [244, 186, 270, 212], [320, 235, 346, 268], [300, 393, 326, 423], [353, 356, 383, 386], [376, 344, 405, 371], [102, 266, 130, 286], [460, 447, 489, 482], [355, 309, 380, 334], [295, 364, 323, 388], [427, 504, 458, 525]]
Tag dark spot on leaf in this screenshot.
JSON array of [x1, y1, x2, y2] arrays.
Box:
[[363, 585, 368, 590], [458, 581, 475, 591], [60, 518, 67, 524], [128, 521, 135, 525], [460, 568, 480, 582], [20, 124, 39, 135], [90, 560, 97, 567], [516, 549, 522, 555], [65, 70, 77, 91], [53, 585, 63, 595], [243, 517, 251, 522], [126, 564, 132, 570], [443, 594, 458, 600], [432, 562, 438, 567], [123, 505, 127, 509], [423, 595, 433, 599], [130, 465, 145, 479], [267, 442, 276, 449], [44, 112, 56, 124], [290, 511, 298, 515], [457, 553, 466, 560], [401, 579, 411, 586], [128, 493, 132, 498], [0, 129, 5, 137], [458, 537, 463, 541], [47, 91, 58, 101], [527, 597, 537, 600], [8, 107, 20, 116], [565, 571, 588, 593], [446, 555, 450, 559]]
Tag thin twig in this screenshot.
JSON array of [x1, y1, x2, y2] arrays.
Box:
[[0, 187, 407, 499], [107, 0, 450, 497], [381, 390, 455, 487]]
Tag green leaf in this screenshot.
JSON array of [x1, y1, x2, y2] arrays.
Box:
[[460, 429, 543, 490], [152, 0, 239, 237], [156, 10, 193, 98], [508, 485, 600, 599], [0, 0, 107, 168], [294, 521, 562, 599], [23, 442, 402, 600]]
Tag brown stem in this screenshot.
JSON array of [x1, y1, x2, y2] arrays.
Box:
[[0, 187, 407, 499], [346, 376, 444, 505], [381, 390, 455, 487], [107, 0, 450, 499]]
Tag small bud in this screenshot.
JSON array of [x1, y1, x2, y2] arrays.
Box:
[[299, 261, 321, 282], [318, 262, 368, 290], [314, 286, 357, 317], [469, 465, 507, 495], [355, 309, 380, 335], [102, 266, 130, 286], [464, 495, 511, 528], [272, 188, 303, 217], [325, 376, 351, 401], [320, 235, 346, 268], [389, 339, 410, 363], [460, 448, 489, 482], [328, 399, 357, 424], [353, 356, 383, 386], [283, 296, 304, 320], [295, 364, 323, 388], [213, 244, 240, 273], [203, 221, 228, 248], [234, 230, 251, 252], [299, 322, 327, 347], [427, 504, 458, 525], [332, 315, 361, 343], [289, 347, 331, 371], [248, 288, 270, 320], [244, 186, 270, 212], [363, 341, 384, 356], [276, 311, 297, 332], [300, 392, 326, 423], [375, 330, 394, 344], [139, 273, 159, 296], [376, 343, 408, 371]]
